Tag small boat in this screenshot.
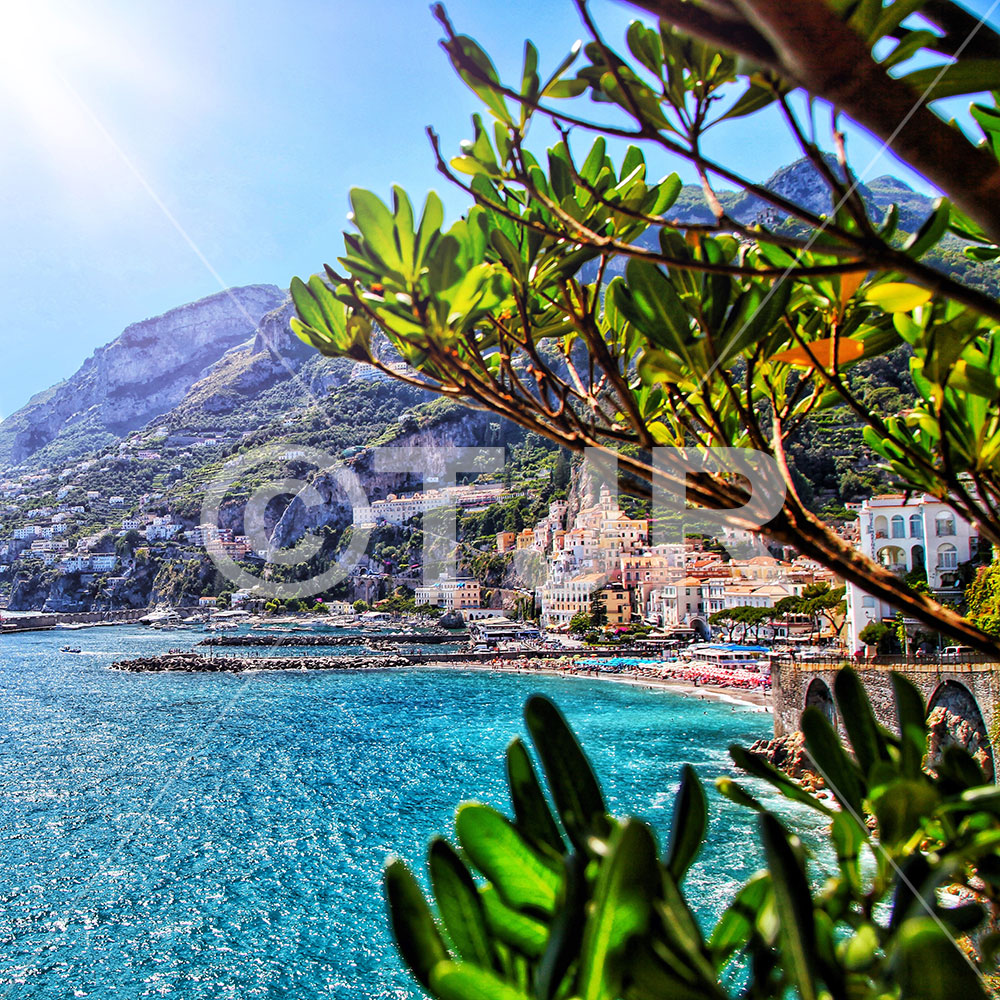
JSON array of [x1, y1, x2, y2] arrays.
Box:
[[60, 646, 82, 653]]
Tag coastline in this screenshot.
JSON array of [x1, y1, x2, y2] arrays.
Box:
[[105, 644, 772, 712], [414, 658, 771, 712]]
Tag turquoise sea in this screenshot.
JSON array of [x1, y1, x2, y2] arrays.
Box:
[[0, 626, 778, 998]]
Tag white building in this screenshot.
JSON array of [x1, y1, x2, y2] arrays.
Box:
[[145, 517, 181, 541], [415, 577, 482, 611], [539, 572, 606, 626], [845, 493, 980, 651]]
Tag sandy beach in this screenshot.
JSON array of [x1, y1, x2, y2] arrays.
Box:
[[418, 658, 772, 712]]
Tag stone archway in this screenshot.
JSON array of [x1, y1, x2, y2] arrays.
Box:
[[804, 677, 836, 725], [691, 616, 712, 641], [927, 680, 994, 781]]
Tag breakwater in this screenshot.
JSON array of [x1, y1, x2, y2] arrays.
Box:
[[111, 647, 643, 673], [197, 632, 465, 647], [111, 652, 411, 673]]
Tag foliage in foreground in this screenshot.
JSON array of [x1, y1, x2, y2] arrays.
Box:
[[385, 669, 1000, 999], [291, 1, 1000, 653]]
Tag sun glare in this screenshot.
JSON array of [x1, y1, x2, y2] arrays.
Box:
[[0, 0, 185, 214], [0, 2, 68, 71]]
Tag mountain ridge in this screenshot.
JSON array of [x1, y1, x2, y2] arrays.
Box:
[[0, 283, 287, 468]]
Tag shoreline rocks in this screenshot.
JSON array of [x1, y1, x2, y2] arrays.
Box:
[[748, 732, 827, 791], [110, 652, 411, 674]]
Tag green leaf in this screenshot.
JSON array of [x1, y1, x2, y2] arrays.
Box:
[[834, 667, 889, 776], [903, 198, 950, 258], [972, 101, 1000, 157], [537, 852, 588, 1000], [391, 185, 415, 271], [624, 259, 692, 357], [307, 274, 346, 334], [290, 276, 328, 335], [455, 804, 561, 915], [579, 819, 659, 1000], [800, 707, 865, 817], [540, 39, 582, 98], [524, 696, 611, 852], [505, 738, 565, 854], [444, 35, 512, 123], [664, 764, 708, 881], [830, 811, 867, 892], [720, 81, 776, 121], [480, 885, 548, 957], [949, 205, 990, 243], [965, 244, 1000, 261], [898, 59, 1000, 101], [890, 917, 987, 999], [714, 776, 765, 813], [866, 282, 933, 312], [430, 960, 535, 1000], [759, 814, 818, 1000], [521, 40, 539, 103], [881, 27, 938, 69], [384, 857, 451, 991], [349, 188, 404, 272], [415, 191, 445, 267], [728, 745, 834, 816], [628, 943, 718, 1000], [429, 838, 495, 969], [870, 780, 939, 848], [840, 923, 879, 972], [544, 78, 588, 98], [708, 872, 771, 966], [579, 137, 607, 185], [891, 672, 927, 778]]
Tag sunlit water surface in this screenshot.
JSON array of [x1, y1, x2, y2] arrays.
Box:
[[0, 626, 786, 998]]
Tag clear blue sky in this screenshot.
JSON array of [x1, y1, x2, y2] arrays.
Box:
[[0, 0, 995, 417]]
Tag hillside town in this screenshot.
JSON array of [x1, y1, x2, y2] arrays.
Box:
[[0, 440, 985, 660]]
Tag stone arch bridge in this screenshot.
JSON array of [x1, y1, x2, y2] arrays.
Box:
[[771, 660, 1000, 780]]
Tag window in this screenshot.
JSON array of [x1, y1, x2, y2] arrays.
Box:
[[938, 543, 958, 570], [862, 596, 876, 608], [909, 513, 923, 539], [891, 515, 905, 538], [936, 513, 956, 537]]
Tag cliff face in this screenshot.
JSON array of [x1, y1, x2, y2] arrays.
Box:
[[0, 283, 287, 467]]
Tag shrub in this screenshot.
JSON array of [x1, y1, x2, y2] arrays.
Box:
[[385, 669, 998, 999]]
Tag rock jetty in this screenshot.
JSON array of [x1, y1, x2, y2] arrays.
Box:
[[111, 652, 411, 673]]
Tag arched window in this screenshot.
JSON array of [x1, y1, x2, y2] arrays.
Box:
[[891, 515, 905, 538], [909, 513, 923, 538], [936, 512, 956, 537], [937, 543, 958, 570], [873, 515, 888, 539]]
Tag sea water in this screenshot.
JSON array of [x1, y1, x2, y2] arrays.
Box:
[[0, 626, 784, 998]]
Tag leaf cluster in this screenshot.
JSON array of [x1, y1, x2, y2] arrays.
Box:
[[387, 670, 1000, 999]]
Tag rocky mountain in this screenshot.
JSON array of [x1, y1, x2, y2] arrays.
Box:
[[670, 155, 935, 231], [0, 283, 288, 468]]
